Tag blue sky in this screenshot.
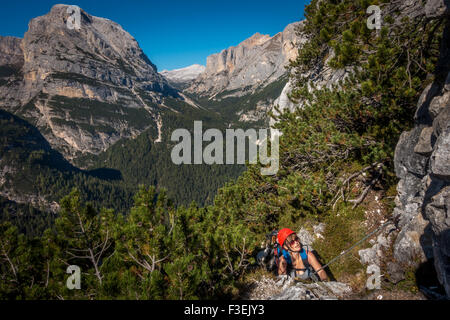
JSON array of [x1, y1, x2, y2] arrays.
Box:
[[0, 0, 310, 71]]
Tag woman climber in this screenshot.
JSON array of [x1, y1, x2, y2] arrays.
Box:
[[276, 228, 329, 281]]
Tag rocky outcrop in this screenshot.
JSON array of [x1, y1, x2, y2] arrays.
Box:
[[392, 2, 450, 297], [425, 0, 450, 18], [187, 22, 306, 98], [270, 48, 350, 127], [236, 100, 272, 123], [245, 276, 352, 300], [0, 4, 182, 161]]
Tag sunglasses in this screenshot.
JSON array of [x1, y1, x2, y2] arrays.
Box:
[[287, 236, 300, 247]]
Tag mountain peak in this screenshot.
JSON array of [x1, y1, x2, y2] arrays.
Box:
[[241, 32, 272, 48], [21, 4, 167, 90], [0, 5, 178, 160], [160, 64, 206, 83]]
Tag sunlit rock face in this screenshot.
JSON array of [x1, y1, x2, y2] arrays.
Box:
[[187, 21, 306, 98], [0, 4, 178, 161]]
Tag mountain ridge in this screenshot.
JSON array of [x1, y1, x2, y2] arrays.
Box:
[[187, 21, 305, 98]]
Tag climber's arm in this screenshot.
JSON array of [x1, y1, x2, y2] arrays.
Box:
[[307, 251, 328, 281], [278, 255, 288, 275]]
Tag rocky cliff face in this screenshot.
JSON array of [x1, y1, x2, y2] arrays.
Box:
[[269, 62, 350, 127], [0, 4, 180, 161], [392, 1, 450, 297], [0, 36, 23, 67], [187, 22, 305, 98], [269, 45, 350, 128]]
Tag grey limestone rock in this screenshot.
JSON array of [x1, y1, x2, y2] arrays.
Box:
[[393, 4, 450, 296], [187, 22, 306, 98], [246, 276, 352, 300]]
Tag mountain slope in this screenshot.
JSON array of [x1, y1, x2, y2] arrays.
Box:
[[0, 109, 135, 216], [78, 98, 246, 206]]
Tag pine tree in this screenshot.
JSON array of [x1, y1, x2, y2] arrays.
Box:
[[54, 189, 115, 298]]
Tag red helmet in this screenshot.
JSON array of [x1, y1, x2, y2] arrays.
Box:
[[277, 228, 296, 247]]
